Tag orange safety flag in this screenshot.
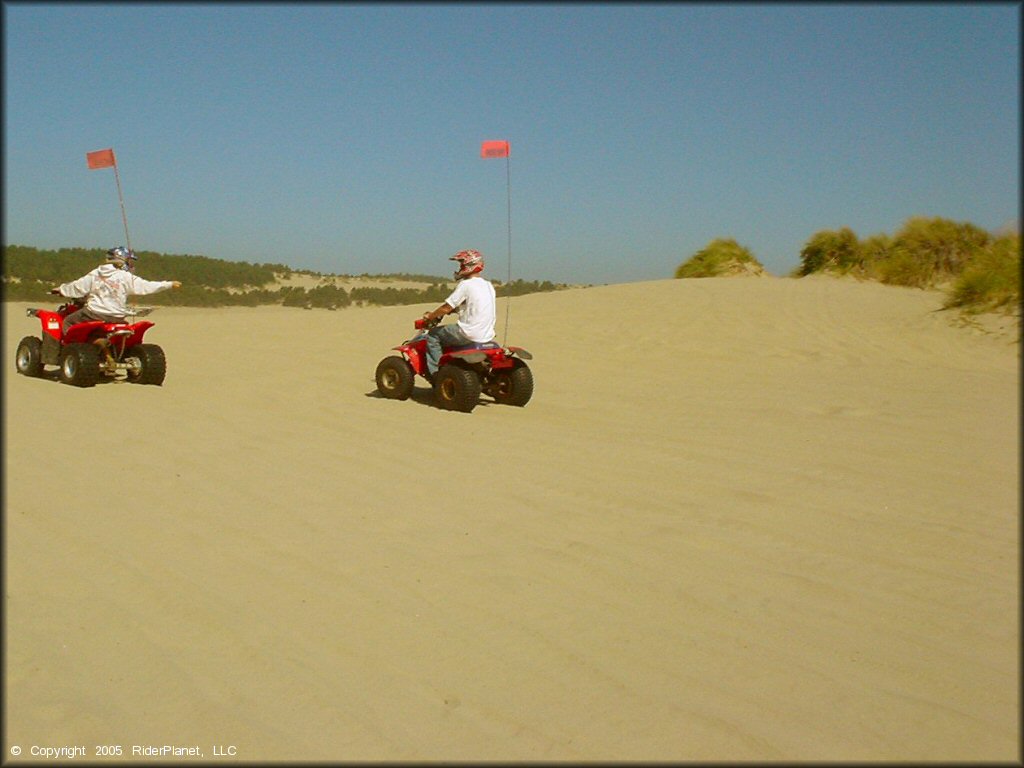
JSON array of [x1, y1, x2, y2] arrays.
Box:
[[480, 140, 510, 159], [86, 148, 116, 169]]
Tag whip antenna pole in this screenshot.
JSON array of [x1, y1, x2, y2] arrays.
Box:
[[503, 149, 512, 346], [86, 147, 132, 252], [481, 139, 513, 345], [112, 162, 132, 253]]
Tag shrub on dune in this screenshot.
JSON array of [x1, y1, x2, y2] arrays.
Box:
[[792, 217, 1017, 318], [944, 232, 1020, 314], [882, 217, 990, 288], [797, 227, 860, 276], [675, 238, 765, 278]]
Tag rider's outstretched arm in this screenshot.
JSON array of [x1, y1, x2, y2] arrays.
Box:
[[55, 273, 95, 299]]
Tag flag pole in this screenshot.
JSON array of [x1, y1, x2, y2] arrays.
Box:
[[481, 140, 513, 344], [112, 161, 132, 252], [87, 148, 132, 251], [502, 149, 512, 346]]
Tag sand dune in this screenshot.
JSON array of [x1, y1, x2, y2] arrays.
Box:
[[4, 276, 1018, 762]]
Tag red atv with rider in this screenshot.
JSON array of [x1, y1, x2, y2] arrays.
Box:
[[15, 294, 167, 387], [375, 316, 533, 412]]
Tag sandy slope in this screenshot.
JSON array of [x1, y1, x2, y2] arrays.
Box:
[[3, 276, 1018, 762]]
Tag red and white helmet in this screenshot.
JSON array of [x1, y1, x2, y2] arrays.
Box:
[[450, 249, 484, 280]]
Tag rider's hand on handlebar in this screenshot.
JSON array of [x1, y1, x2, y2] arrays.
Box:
[[49, 288, 62, 296]]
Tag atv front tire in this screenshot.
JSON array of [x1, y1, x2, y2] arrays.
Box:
[[59, 343, 101, 387], [375, 355, 415, 400], [434, 363, 482, 413], [126, 343, 166, 385], [16, 336, 44, 377], [491, 360, 534, 407]]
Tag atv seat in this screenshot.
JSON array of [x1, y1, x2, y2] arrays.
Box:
[[446, 341, 500, 352]]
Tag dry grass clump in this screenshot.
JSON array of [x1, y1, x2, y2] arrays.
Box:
[[794, 217, 1020, 317], [674, 238, 767, 278]]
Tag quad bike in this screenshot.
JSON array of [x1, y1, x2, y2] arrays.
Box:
[[15, 294, 167, 387], [375, 317, 534, 413]]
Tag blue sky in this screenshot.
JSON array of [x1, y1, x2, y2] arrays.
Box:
[[3, 3, 1020, 284]]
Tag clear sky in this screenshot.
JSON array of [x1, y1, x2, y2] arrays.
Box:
[[3, 2, 1020, 284]]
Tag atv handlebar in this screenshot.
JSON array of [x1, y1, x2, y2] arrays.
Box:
[[415, 316, 440, 331]]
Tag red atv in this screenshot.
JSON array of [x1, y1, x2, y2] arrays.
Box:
[[15, 296, 167, 387], [375, 318, 533, 412]]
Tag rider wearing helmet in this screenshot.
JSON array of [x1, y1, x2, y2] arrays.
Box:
[[56, 247, 182, 334], [420, 249, 497, 381], [106, 246, 137, 272]]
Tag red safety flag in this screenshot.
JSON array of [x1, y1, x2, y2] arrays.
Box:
[[481, 140, 510, 159], [86, 148, 116, 169]]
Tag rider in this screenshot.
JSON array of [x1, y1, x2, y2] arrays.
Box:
[[420, 249, 497, 381], [56, 247, 182, 334]]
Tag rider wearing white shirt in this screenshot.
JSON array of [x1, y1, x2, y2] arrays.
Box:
[[420, 249, 497, 379]]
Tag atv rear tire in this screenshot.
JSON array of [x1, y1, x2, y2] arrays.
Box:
[[59, 343, 101, 387], [434, 363, 481, 413], [492, 360, 534, 407], [375, 355, 415, 400], [16, 336, 44, 377], [126, 343, 166, 385]]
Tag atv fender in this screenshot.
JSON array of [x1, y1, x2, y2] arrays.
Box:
[[29, 309, 65, 342], [119, 321, 155, 346], [392, 344, 426, 376], [62, 321, 108, 344], [63, 320, 155, 346]]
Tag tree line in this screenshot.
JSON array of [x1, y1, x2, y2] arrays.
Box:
[[1, 245, 567, 308], [2, 245, 288, 288]]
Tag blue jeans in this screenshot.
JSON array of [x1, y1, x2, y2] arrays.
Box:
[[424, 324, 471, 375]]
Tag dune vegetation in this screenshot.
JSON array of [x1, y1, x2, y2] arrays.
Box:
[[674, 216, 1019, 319], [673, 238, 767, 278], [792, 217, 1020, 315]]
